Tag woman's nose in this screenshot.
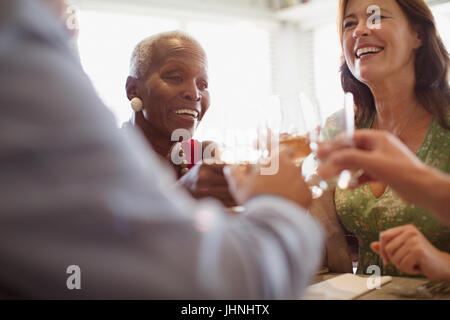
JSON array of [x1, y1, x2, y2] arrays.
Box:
[[353, 20, 372, 39], [183, 81, 201, 101]]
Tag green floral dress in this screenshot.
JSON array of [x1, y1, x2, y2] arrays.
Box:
[[334, 113, 450, 276]]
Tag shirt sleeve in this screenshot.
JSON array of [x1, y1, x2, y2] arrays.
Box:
[[0, 0, 324, 299]]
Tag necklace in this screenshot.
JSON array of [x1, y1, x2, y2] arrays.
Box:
[[178, 148, 190, 176], [169, 142, 190, 177], [373, 103, 418, 139]]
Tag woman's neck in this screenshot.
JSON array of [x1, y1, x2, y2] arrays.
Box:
[[368, 78, 432, 154], [369, 75, 423, 132], [134, 114, 173, 158]]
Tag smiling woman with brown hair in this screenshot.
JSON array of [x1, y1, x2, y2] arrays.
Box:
[[314, 0, 450, 277], [339, 0, 450, 130]]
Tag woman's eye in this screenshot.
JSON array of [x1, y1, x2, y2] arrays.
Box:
[[166, 75, 182, 82], [344, 21, 356, 29], [198, 82, 208, 90]]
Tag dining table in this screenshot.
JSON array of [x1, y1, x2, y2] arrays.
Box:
[[309, 272, 450, 300]]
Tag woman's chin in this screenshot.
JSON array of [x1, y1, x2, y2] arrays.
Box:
[[352, 61, 385, 83], [354, 70, 384, 87]]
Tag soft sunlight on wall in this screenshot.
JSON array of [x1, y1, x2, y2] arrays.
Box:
[[77, 9, 272, 143], [77, 11, 179, 126], [313, 23, 342, 120], [76, 2, 450, 146]]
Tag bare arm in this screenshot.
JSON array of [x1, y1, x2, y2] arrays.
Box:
[[318, 130, 450, 226]]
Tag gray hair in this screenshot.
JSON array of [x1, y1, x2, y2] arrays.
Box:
[[129, 30, 200, 79]]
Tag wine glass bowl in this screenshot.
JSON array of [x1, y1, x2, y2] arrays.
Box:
[[279, 133, 312, 167], [272, 94, 314, 167], [313, 92, 361, 190]]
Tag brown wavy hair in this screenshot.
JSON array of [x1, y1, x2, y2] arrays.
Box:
[[338, 0, 450, 129]]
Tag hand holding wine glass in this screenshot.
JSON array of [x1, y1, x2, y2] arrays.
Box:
[[224, 146, 312, 209]]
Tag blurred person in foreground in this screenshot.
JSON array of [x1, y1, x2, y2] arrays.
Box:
[[317, 130, 450, 281], [0, 0, 323, 298]]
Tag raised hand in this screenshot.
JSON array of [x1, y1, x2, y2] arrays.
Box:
[[179, 163, 237, 208], [223, 147, 312, 209]]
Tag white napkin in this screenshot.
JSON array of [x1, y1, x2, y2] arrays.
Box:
[[302, 273, 392, 300]]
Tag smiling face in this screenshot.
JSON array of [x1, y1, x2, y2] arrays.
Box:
[[342, 0, 422, 86], [137, 38, 210, 139]]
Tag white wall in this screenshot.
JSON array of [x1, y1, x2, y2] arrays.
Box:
[[72, 0, 278, 144], [71, 0, 450, 143]]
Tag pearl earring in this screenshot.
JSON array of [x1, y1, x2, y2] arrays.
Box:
[[130, 97, 143, 112]]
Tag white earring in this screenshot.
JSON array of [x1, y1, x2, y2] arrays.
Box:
[[130, 97, 143, 112]]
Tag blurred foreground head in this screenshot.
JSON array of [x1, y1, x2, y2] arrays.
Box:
[[42, 0, 79, 51]]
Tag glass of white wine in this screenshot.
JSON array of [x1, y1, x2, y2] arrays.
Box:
[[296, 92, 328, 198], [267, 94, 313, 167], [261, 93, 325, 198], [306, 92, 361, 191]]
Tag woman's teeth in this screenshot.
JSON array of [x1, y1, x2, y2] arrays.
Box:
[[175, 109, 199, 118], [356, 47, 383, 58]]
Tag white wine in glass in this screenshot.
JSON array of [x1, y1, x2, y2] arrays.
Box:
[[264, 93, 323, 198], [277, 94, 313, 167], [279, 133, 312, 167]]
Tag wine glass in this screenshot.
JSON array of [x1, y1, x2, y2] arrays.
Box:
[[262, 94, 313, 167], [278, 95, 313, 167], [307, 91, 361, 190], [217, 120, 264, 214], [282, 92, 331, 199], [260, 93, 324, 198]]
